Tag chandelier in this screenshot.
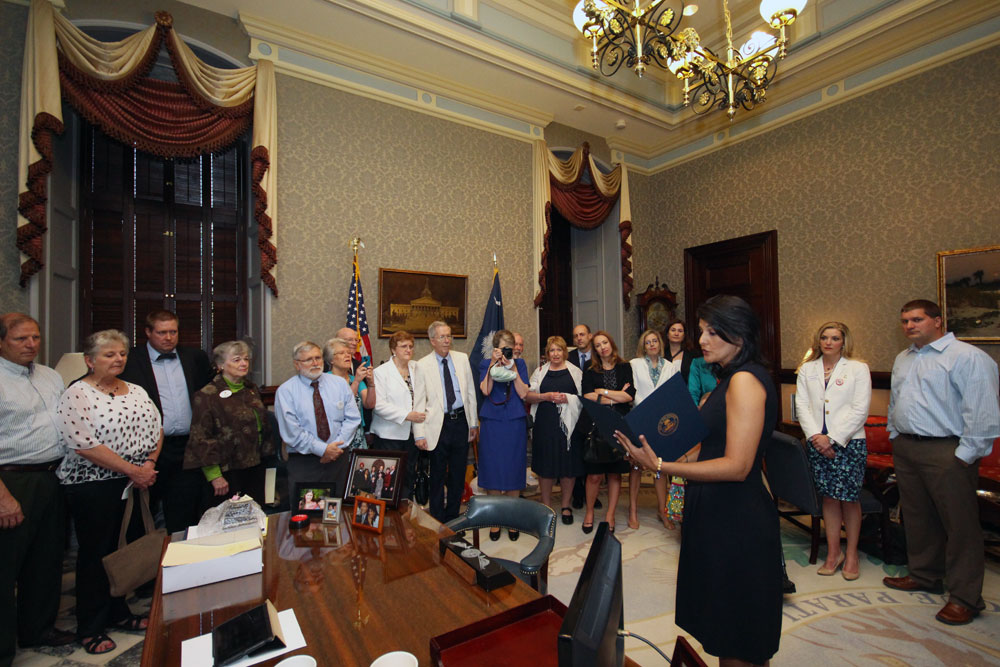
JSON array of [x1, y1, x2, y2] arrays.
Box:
[[574, 0, 807, 120]]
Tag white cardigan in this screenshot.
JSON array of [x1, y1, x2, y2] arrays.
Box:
[[629, 356, 677, 405], [528, 362, 583, 440], [795, 357, 872, 446], [371, 359, 417, 441]]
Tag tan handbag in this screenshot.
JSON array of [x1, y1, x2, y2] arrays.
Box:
[[101, 487, 167, 597]]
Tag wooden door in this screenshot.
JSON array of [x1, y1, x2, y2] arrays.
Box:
[[683, 230, 781, 405]]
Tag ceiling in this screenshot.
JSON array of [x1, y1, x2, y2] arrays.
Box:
[[177, 0, 1000, 170]]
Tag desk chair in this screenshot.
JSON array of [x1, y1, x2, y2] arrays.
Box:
[[445, 495, 556, 594], [765, 430, 888, 564]]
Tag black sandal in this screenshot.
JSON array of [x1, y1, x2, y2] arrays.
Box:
[[561, 508, 574, 525], [489, 528, 502, 541], [81, 634, 116, 655], [508, 529, 520, 541], [112, 614, 149, 632]]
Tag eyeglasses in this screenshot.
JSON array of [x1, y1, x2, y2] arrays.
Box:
[[295, 355, 323, 364]]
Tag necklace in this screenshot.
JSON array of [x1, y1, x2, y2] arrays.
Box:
[[90, 376, 118, 396]]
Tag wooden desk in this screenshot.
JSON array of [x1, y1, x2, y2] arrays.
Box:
[[142, 502, 540, 665]]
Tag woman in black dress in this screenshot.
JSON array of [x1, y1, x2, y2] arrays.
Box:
[[580, 331, 634, 534], [527, 336, 584, 525], [616, 295, 781, 666]]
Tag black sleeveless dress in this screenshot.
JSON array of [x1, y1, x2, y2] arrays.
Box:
[[675, 362, 781, 664]]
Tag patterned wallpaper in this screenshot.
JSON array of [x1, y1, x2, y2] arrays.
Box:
[[629, 45, 1000, 371], [0, 3, 29, 315], [271, 74, 534, 383]]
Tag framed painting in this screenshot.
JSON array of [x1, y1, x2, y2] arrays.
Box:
[[378, 268, 467, 338], [937, 245, 1000, 342]]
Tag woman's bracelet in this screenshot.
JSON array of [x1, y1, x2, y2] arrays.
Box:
[[654, 456, 663, 479], [145, 457, 158, 465]]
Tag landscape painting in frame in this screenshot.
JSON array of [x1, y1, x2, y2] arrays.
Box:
[[937, 245, 1000, 342], [378, 268, 467, 338]]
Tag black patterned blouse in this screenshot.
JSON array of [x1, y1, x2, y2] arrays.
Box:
[[56, 381, 161, 484]]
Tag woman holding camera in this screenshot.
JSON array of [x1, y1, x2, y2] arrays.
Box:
[[478, 329, 530, 540]]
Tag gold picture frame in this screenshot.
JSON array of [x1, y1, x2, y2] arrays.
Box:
[[377, 268, 467, 338], [936, 244, 1000, 343]]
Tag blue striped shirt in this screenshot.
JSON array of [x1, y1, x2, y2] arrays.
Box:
[[887, 332, 1000, 463], [148, 342, 193, 436], [275, 373, 361, 457], [0, 357, 65, 464]]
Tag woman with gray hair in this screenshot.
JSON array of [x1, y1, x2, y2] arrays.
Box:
[[325, 337, 372, 450], [55, 330, 162, 655], [185, 340, 273, 507]]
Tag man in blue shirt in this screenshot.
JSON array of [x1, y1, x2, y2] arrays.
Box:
[[119, 310, 213, 533], [0, 313, 76, 663], [883, 299, 1000, 625], [276, 341, 361, 508]]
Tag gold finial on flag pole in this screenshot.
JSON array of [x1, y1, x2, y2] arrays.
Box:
[[493, 252, 497, 269], [351, 237, 364, 256]]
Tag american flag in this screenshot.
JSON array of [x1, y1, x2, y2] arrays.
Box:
[[347, 255, 373, 364]]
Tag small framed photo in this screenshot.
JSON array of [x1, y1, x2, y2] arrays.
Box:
[[322, 498, 342, 524], [351, 497, 386, 534], [345, 450, 408, 509], [294, 483, 336, 515]]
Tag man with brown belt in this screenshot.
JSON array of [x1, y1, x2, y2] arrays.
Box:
[[0, 313, 75, 665], [883, 299, 1000, 625]]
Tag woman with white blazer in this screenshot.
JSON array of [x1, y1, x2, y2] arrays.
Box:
[[627, 329, 679, 531], [795, 321, 871, 580], [372, 331, 426, 499]]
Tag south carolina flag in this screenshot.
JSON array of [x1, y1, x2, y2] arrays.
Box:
[[471, 268, 504, 386]]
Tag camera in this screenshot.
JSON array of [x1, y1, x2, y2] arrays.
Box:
[[502, 347, 513, 359]]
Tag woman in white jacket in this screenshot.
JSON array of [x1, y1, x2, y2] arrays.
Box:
[[371, 331, 426, 499], [795, 322, 871, 580], [627, 329, 678, 530]]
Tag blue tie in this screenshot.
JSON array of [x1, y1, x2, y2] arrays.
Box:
[[442, 358, 456, 411]]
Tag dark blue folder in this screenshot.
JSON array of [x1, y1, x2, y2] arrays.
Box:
[[582, 373, 707, 462]]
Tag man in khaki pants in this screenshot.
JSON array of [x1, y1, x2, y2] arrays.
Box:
[[883, 299, 999, 625]]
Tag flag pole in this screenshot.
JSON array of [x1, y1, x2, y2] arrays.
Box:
[[351, 237, 363, 357]]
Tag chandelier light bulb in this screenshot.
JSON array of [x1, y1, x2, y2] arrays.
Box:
[[759, 0, 806, 26]]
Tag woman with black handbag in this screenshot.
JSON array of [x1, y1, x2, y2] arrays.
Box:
[[579, 331, 634, 534], [55, 330, 162, 655]]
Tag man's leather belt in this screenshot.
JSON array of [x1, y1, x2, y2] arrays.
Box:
[[898, 433, 953, 441], [445, 407, 466, 420], [0, 460, 61, 472]]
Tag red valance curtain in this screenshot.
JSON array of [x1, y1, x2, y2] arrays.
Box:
[[17, 0, 278, 294], [534, 142, 634, 308]]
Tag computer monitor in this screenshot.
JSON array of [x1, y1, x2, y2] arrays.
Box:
[[557, 522, 624, 667]]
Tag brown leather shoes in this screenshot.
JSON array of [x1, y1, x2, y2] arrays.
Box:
[[882, 575, 945, 594], [935, 601, 979, 625]]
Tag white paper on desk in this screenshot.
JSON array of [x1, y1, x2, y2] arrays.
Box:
[[180, 608, 305, 667]]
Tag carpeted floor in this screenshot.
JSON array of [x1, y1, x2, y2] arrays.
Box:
[[12, 484, 1000, 666]]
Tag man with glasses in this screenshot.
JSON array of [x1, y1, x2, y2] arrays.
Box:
[[413, 322, 478, 522], [275, 341, 361, 507]]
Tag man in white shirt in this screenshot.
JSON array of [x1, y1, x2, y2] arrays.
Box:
[[275, 341, 361, 507], [413, 322, 478, 522], [0, 313, 75, 662], [883, 299, 1000, 625]]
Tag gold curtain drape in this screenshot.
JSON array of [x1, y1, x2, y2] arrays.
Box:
[[16, 0, 278, 294], [533, 141, 633, 307]]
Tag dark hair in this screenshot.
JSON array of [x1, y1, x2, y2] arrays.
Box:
[[665, 318, 694, 352], [145, 309, 179, 329], [696, 295, 766, 376], [388, 330, 415, 351], [901, 299, 941, 319]]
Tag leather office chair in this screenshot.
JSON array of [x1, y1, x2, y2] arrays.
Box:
[[765, 430, 888, 564], [445, 495, 556, 594]]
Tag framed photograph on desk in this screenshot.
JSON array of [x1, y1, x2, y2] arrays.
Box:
[[351, 497, 386, 534], [345, 450, 407, 508], [293, 483, 336, 515], [322, 498, 342, 524]]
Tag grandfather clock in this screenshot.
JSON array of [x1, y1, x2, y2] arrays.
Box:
[[637, 277, 677, 334]]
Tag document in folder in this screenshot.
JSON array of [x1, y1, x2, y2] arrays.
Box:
[[583, 374, 707, 462]]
